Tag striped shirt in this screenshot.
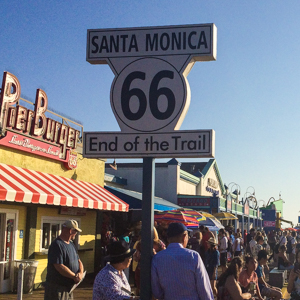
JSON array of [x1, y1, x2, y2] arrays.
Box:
[[151, 243, 214, 300]]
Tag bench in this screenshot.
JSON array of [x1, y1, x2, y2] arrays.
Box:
[[268, 267, 287, 289]]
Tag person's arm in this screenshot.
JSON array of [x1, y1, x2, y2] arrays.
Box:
[[287, 269, 297, 293], [225, 276, 252, 300], [283, 253, 291, 264], [76, 259, 84, 281], [54, 264, 79, 283]]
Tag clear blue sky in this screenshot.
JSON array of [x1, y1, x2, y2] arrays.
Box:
[[1, 1, 300, 224]]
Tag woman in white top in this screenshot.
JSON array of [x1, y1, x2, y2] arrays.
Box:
[[233, 232, 243, 256]]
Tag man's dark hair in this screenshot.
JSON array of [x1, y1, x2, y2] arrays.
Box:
[[257, 250, 268, 261], [250, 228, 255, 232], [199, 225, 205, 231], [292, 231, 296, 237]]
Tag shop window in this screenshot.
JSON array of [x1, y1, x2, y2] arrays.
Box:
[[40, 218, 80, 252]]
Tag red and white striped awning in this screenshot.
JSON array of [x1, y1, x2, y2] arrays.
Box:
[[0, 163, 128, 212]]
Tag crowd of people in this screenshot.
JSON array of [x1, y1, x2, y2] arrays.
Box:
[[44, 219, 300, 300]]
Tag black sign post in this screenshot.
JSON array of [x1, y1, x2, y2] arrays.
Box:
[[85, 23, 217, 300], [140, 157, 155, 300]]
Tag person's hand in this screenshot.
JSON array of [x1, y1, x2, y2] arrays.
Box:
[[77, 272, 84, 281], [73, 273, 81, 283], [242, 292, 252, 299]]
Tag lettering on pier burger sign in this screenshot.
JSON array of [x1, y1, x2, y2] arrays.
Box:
[[0, 72, 80, 169], [84, 24, 217, 158]]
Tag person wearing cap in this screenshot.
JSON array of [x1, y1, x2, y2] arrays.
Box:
[[151, 222, 213, 300], [92, 240, 139, 300], [204, 237, 220, 297], [44, 219, 84, 300]]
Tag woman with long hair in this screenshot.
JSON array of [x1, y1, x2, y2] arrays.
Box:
[[217, 257, 252, 300], [134, 227, 165, 295], [239, 256, 263, 300]]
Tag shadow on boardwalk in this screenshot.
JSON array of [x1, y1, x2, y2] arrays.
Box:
[[0, 278, 94, 300]]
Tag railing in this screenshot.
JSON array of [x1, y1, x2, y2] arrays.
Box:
[[220, 198, 226, 210], [236, 203, 243, 213]]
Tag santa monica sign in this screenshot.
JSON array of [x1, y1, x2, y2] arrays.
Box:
[[84, 24, 217, 158]]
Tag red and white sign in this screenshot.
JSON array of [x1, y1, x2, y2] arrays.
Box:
[[0, 72, 80, 169], [263, 221, 276, 227]]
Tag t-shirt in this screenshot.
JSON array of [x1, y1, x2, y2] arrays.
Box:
[[279, 236, 287, 246], [249, 239, 257, 256], [219, 236, 228, 253], [239, 269, 259, 292], [255, 264, 265, 291], [291, 237, 296, 254], [46, 237, 80, 288]]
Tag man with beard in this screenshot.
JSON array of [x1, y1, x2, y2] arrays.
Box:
[[44, 220, 84, 300]]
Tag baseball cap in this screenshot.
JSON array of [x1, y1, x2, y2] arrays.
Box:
[[167, 222, 191, 238], [63, 219, 82, 232]]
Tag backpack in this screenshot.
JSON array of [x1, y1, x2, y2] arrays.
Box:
[[286, 237, 293, 254]]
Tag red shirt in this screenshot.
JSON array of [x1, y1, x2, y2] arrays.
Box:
[[202, 232, 211, 251]]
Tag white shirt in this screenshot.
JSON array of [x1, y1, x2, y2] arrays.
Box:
[[279, 236, 287, 245], [249, 239, 257, 256], [291, 237, 296, 254], [219, 236, 228, 253]]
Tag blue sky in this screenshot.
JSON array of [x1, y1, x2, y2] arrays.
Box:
[[1, 1, 300, 224]]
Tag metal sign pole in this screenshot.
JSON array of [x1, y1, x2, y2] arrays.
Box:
[[17, 263, 24, 300], [140, 157, 154, 300]]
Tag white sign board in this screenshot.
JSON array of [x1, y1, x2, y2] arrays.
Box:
[[87, 24, 217, 63], [84, 24, 217, 158], [83, 130, 214, 158]]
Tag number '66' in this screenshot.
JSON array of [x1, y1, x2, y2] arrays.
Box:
[[121, 70, 176, 121]]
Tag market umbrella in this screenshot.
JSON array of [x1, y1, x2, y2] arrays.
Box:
[[213, 212, 238, 220], [154, 209, 204, 226], [198, 211, 216, 219], [198, 216, 224, 230], [176, 208, 206, 222]]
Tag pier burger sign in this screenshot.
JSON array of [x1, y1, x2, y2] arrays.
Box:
[[84, 24, 217, 158], [0, 72, 80, 169]]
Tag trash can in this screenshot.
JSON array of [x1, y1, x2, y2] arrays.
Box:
[[13, 259, 38, 294]]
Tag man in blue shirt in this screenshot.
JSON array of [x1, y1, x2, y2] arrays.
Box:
[[151, 222, 213, 300], [45, 220, 84, 300]]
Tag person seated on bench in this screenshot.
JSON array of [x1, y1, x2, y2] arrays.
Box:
[[217, 257, 252, 300], [255, 250, 282, 300], [278, 244, 294, 270], [287, 251, 300, 299], [239, 256, 263, 300]]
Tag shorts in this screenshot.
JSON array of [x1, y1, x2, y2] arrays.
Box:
[[220, 252, 227, 266], [260, 286, 275, 298], [207, 268, 218, 280], [44, 282, 73, 300]]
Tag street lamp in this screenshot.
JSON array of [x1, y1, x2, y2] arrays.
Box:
[[224, 182, 241, 203], [243, 186, 257, 208]]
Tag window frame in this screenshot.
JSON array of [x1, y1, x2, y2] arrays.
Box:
[[40, 216, 81, 253]]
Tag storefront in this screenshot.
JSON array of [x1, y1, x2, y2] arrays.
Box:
[[0, 71, 128, 293]]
